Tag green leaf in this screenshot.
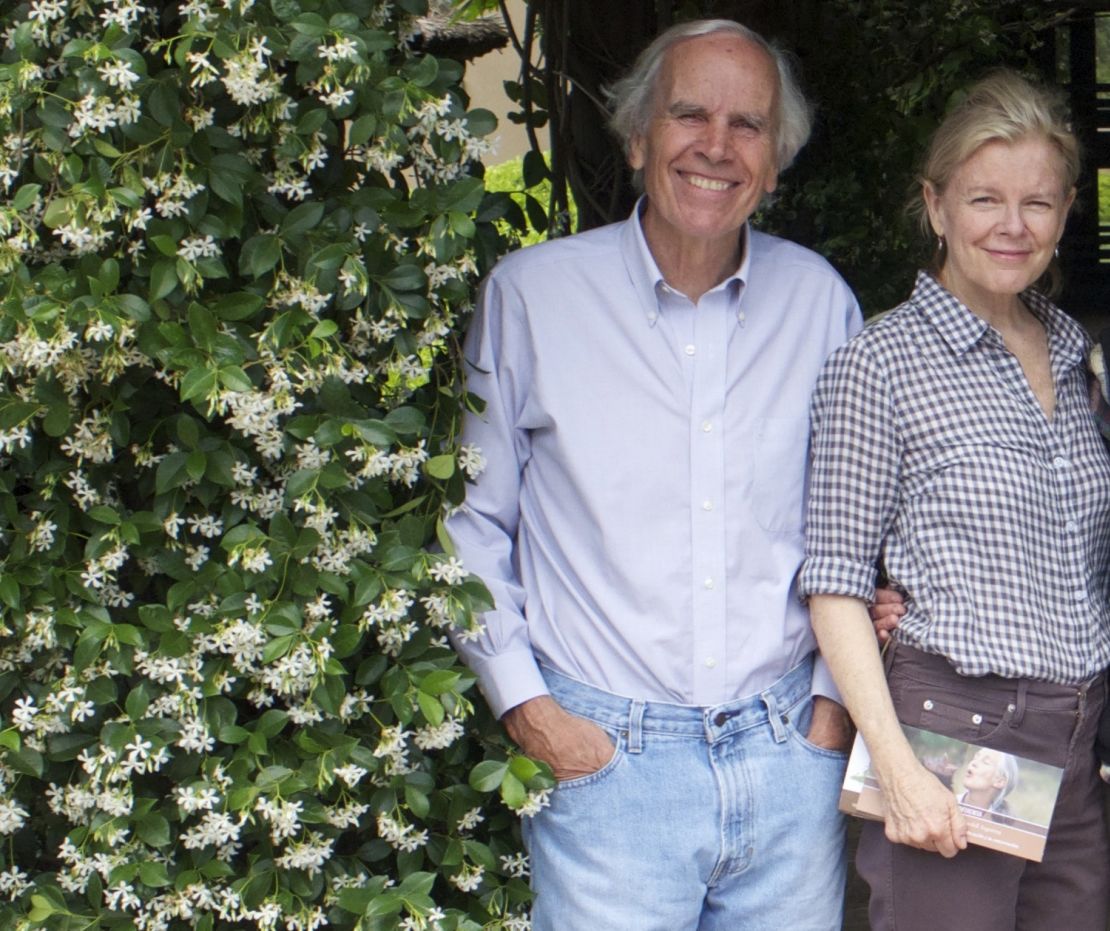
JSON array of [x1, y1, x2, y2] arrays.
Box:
[[417, 691, 444, 727], [380, 263, 426, 292], [212, 291, 265, 321], [187, 303, 219, 347], [256, 709, 288, 738], [404, 55, 439, 88], [282, 201, 325, 236], [6, 746, 44, 778], [12, 183, 41, 211], [138, 860, 172, 887], [468, 759, 508, 793], [240, 234, 282, 278], [509, 755, 542, 782], [43, 402, 71, 436], [125, 684, 150, 721], [500, 771, 526, 809], [148, 80, 181, 127], [218, 365, 253, 392], [309, 319, 338, 339], [262, 634, 296, 663], [155, 451, 190, 492], [180, 367, 218, 403], [465, 108, 498, 137], [150, 258, 178, 300], [348, 114, 376, 146], [151, 234, 178, 257], [420, 670, 461, 695], [425, 454, 454, 479], [405, 784, 430, 818], [522, 149, 550, 187], [137, 813, 171, 848], [0, 577, 20, 610], [28, 895, 55, 922]]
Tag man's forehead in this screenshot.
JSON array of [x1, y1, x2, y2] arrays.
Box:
[[655, 34, 778, 107]]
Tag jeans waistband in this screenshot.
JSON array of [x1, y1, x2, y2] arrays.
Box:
[[540, 654, 813, 746], [887, 641, 1106, 713]]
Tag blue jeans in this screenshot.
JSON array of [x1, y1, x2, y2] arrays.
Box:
[[523, 656, 848, 930]]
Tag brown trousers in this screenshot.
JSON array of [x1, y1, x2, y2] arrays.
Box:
[[858, 641, 1110, 931]]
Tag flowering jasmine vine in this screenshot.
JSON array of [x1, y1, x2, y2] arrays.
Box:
[[0, 0, 551, 929]]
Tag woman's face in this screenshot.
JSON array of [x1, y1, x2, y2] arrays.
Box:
[[924, 135, 1074, 313], [964, 749, 1006, 792]]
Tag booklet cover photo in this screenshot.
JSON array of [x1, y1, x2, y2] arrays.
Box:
[[840, 724, 1064, 862]]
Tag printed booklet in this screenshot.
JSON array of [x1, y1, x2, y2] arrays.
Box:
[[839, 724, 1064, 862]]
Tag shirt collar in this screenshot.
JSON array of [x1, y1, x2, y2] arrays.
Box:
[[621, 196, 748, 326], [910, 269, 1089, 369]]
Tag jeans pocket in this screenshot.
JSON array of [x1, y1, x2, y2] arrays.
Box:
[[785, 695, 850, 761], [555, 723, 626, 791], [891, 674, 1012, 744]]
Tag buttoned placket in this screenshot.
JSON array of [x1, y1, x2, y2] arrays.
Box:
[[987, 330, 1090, 608], [657, 281, 732, 701]]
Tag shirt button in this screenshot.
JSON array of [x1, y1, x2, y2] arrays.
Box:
[[702, 421, 713, 433], [647, 312, 658, 324], [1065, 519, 1078, 533], [705, 657, 717, 669], [702, 500, 713, 511], [703, 578, 714, 589], [971, 713, 983, 725], [922, 700, 934, 711], [684, 344, 696, 356], [1053, 456, 1068, 469]]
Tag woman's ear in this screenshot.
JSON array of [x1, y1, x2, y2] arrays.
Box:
[[922, 181, 944, 238]]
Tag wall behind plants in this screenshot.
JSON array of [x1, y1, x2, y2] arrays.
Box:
[[0, 1, 549, 928]]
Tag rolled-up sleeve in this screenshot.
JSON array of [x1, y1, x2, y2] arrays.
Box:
[[798, 337, 903, 602], [444, 274, 549, 718]]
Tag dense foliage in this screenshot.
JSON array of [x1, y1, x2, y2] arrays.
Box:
[[0, 1, 551, 928]]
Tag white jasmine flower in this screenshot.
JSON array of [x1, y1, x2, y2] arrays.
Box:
[[427, 556, 466, 585], [98, 60, 140, 91], [0, 799, 27, 834], [177, 235, 220, 261], [449, 863, 484, 893]]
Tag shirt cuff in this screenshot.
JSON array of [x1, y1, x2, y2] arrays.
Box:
[[797, 556, 877, 603], [465, 649, 551, 719]]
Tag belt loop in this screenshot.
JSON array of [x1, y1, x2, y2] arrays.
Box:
[[627, 699, 645, 754], [762, 689, 788, 744], [1010, 679, 1027, 726]]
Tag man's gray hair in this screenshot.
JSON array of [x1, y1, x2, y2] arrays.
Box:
[[605, 19, 814, 172]]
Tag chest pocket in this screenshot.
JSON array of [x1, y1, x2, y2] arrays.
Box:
[[752, 416, 809, 533]]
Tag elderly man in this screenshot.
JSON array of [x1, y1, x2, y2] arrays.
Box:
[[447, 18, 861, 929]]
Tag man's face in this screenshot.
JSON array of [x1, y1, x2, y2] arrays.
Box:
[[629, 33, 780, 259]]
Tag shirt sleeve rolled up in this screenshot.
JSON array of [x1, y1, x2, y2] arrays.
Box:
[[798, 336, 903, 604]]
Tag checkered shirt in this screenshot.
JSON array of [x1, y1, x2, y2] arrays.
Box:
[[799, 271, 1110, 684]]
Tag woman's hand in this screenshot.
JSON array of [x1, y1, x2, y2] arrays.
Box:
[[879, 758, 968, 857]]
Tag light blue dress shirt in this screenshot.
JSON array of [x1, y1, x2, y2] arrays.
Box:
[[447, 205, 861, 718]]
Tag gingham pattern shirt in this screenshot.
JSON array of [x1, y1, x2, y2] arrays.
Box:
[[800, 271, 1110, 684]]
